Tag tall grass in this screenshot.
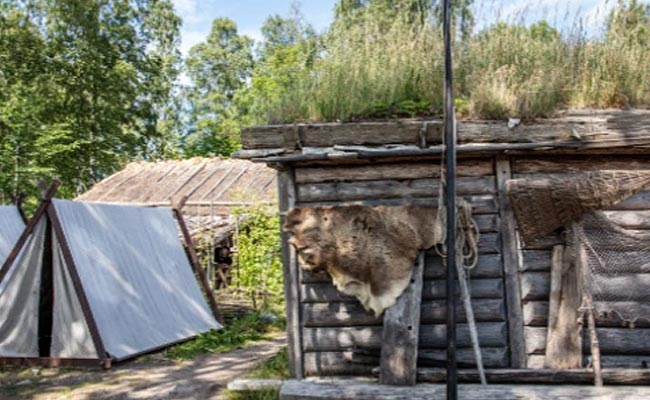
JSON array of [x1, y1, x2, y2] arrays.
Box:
[[261, 1, 650, 122]]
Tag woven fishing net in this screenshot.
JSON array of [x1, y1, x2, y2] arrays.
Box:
[[569, 212, 650, 327], [507, 171, 650, 244]]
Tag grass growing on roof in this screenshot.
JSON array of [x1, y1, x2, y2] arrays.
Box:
[[164, 310, 285, 360]]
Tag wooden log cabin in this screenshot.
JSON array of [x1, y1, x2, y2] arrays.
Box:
[[235, 109, 650, 397]]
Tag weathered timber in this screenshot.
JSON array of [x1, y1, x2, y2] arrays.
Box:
[[280, 379, 650, 400], [602, 210, 650, 229], [520, 250, 552, 272], [522, 272, 650, 302], [227, 379, 283, 392], [302, 253, 502, 284], [296, 176, 495, 202], [525, 300, 650, 329], [297, 194, 498, 214], [302, 299, 505, 327], [294, 160, 493, 184], [380, 253, 424, 385], [301, 323, 507, 351], [520, 272, 551, 301], [345, 347, 508, 368], [416, 368, 650, 385], [579, 237, 603, 387], [525, 326, 650, 355], [496, 157, 526, 368], [424, 253, 502, 279], [608, 191, 650, 210], [300, 278, 503, 303], [528, 354, 650, 369], [278, 168, 304, 378], [520, 232, 564, 250], [544, 245, 582, 369], [304, 352, 375, 376], [513, 156, 650, 174]]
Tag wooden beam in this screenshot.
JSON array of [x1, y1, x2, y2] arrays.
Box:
[[380, 253, 424, 385], [495, 157, 526, 368], [278, 167, 304, 379], [0, 181, 60, 285], [280, 379, 650, 400], [47, 203, 110, 365], [173, 208, 223, 324]]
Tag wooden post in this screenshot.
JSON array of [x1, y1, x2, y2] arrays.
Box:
[[380, 253, 424, 385], [0, 181, 60, 284], [495, 157, 527, 368], [544, 244, 583, 369], [47, 203, 110, 365], [576, 229, 603, 386], [173, 200, 223, 324], [278, 166, 304, 379]]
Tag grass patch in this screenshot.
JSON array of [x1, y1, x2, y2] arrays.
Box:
[[223, 349, 289, 400], [164, 311, 285, 361]]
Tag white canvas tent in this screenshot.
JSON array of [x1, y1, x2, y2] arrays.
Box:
[[0, 205, 25, 266], [0, 195, 222, 367]]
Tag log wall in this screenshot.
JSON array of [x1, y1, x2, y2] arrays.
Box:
[[513, 155, 650, 369], [277, 153, 650, 378], [290, 157, 510, 376]]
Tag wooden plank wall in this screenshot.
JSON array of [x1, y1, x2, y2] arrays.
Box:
[[292, 158, 510, 376], [513, 155, 650, 369]]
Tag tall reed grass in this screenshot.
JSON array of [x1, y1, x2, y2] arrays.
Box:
[[261, 1, 650, 122]]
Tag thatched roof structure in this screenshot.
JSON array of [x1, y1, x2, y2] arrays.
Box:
[[77, 158, 276, 245], [78, 158, 276, 216]]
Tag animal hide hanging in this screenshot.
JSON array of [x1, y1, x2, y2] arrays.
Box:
[[284, 205, 436, 316]]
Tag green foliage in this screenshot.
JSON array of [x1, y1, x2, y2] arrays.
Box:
[[223, 349, 289, 400], [0, 0, 181, 202], [164, 310, 285, 360], [233, 205, 284, 309], [182, 18, 253, 156]]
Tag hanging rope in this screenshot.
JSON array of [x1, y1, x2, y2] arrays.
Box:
[[434, 136, 487, 385]]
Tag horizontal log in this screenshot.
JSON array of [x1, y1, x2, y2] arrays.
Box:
[[520, 232, 563, 250], [302, 252, 503, 284], [525, 326, 650, 355], [297, 176, 495, 202], [524, 301, 650, 328], [344, 347, 508, 369], [304, 351, 375, 376], [518, 271, 649, 305], [602, 210, 650, 229], [424, 253, 503, 279], [302, 323, 507, 351], [302, 299, 505, 327], [513, 156, 650, 175], [294, 160, 494, 184], [280, 379, 650, 400], [416, 368, 650, 385], [300, 279, 504, 303], [610, 191, 650, 210], [521, 272, 550, 301], [521, 250, 551, 272], [528, 354, 650, 369], [297, 194, 498, 214]]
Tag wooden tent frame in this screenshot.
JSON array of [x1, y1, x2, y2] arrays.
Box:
[[0, 182, 222, 369]]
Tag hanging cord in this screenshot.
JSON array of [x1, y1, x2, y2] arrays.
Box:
[[434, 136, 487, 385]]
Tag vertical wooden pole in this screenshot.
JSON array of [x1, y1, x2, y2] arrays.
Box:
[[47, 203, 110, 366], [380, 253, 424, 385], [496, 157, 527, 368], [278, 166, 304, 379], [174, 207, 223, 324]]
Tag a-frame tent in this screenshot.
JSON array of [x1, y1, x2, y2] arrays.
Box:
[[0, 183, 222, 368], [0, 204, 26, 270]]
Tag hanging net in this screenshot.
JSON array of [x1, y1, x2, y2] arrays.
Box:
[[569, 212, 650, 328]]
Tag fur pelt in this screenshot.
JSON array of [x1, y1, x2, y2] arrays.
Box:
[[284, 205, 436, 316]]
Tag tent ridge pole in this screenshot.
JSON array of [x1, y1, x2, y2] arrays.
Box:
[[0, 181, 60, 285]]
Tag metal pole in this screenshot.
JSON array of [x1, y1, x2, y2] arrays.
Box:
[[443, 0, 458, 398]]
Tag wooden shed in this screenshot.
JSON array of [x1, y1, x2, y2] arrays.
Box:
[[78, 157, 276, 289], [235, 109, 650, 398]]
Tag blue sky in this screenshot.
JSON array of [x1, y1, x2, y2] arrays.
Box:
[[171, 1, 635, 57]]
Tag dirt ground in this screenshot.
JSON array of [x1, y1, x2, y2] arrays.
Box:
[[0, 335, 286, 400]]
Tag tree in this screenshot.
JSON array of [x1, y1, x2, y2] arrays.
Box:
[[182, 18, 253, 157], [0, 0, 182, 201]]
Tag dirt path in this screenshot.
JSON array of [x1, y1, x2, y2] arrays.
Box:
[[0, 335, 286, 400]]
